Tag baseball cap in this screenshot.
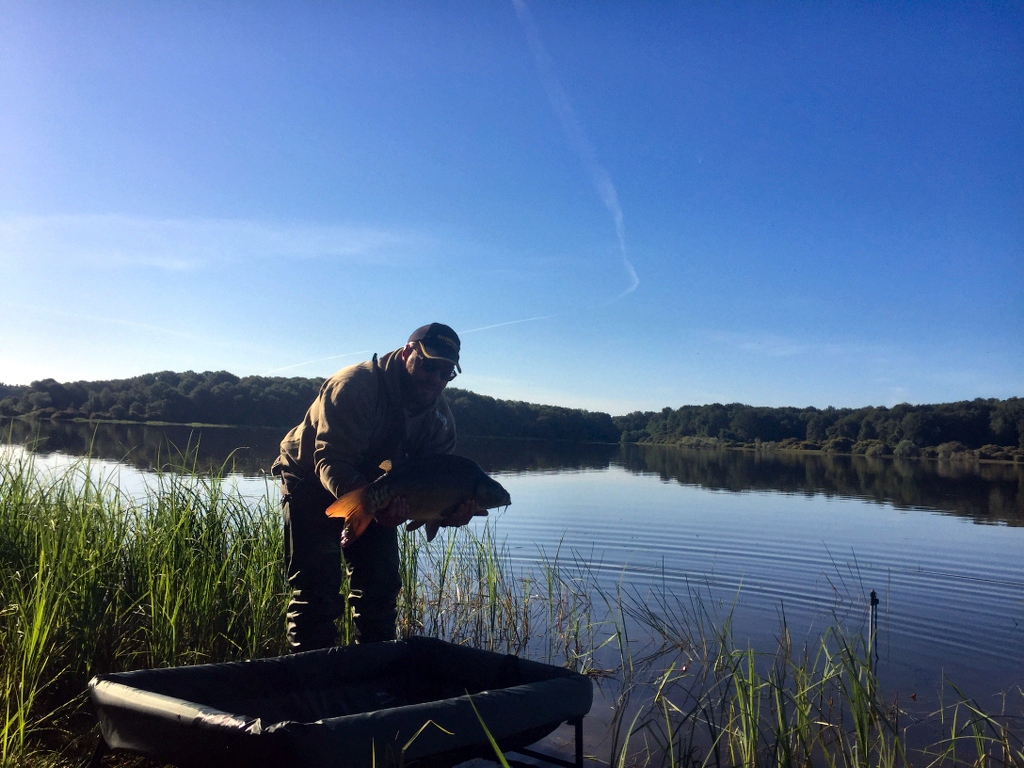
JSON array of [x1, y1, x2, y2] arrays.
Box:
[[408, 323, 461, 372]]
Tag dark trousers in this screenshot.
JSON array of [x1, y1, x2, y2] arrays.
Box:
[[282, 474, 402, 651]]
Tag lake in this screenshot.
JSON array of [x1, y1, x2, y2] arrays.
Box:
[[4, 419, 1023, 759]]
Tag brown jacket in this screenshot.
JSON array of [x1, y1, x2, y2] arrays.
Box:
[[272, 349, 456, 498]]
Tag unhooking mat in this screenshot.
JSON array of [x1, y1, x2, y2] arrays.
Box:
[[89, 636, 593, 768]]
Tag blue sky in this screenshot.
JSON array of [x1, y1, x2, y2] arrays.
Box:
[[1, 2, 1021, 414]]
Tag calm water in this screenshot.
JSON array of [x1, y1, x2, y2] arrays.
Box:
[[5, 419, 1024, 748]]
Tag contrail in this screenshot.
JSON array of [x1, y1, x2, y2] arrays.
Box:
[[462, 315, 556, 334], [512, 0, 639, 296], [264, 351, 372, 375]]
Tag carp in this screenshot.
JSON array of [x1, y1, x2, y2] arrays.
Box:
[[326, 454, 512, 543]]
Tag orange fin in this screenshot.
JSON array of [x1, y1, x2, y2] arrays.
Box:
[[326, 487, 374, 542]]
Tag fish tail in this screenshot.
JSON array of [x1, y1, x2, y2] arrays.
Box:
[[325, 487, 375, 542], [425, 520, 442, 542]]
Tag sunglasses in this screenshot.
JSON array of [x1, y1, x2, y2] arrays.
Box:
[[414, 349, 458, 381]]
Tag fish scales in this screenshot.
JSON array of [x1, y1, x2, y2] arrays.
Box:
[[326, 455, 511, 542]]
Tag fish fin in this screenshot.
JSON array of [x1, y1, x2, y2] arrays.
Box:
[[378, 459, 392, 473], [425, 520, 442, 542], [326, 488, 374, 542], [406, 520, 425, 532]]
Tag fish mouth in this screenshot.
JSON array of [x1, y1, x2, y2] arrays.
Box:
[[479, 491, 511, 510], [475, 475, 512, 510]]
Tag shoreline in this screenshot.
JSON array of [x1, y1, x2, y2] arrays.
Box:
[[630, 437, 1024, 465], [3, 414, 1022, 465]]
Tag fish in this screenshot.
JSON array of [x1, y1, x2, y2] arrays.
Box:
[[325, 454, 512, 543]]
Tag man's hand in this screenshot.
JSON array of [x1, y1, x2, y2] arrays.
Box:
[[375, 496, 411, 528], [405, 499, 488, 534], [441, 498, 487, 528]]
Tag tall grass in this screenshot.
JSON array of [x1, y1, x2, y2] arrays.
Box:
[[0, 447, 1021, 767], [396, 524, 597, 667], [0, 448, 287, 764], [605, 616, 1015, 768]]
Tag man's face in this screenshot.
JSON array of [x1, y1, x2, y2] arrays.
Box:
[[400, 343, 454, 409]]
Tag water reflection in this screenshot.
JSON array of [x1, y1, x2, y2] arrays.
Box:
[[3, 419, 284, 475], [4, 419, 1021, 524], [621, 443, 1024, 526]]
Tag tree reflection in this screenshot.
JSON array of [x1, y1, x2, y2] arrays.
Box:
[[4, 419, 1021, 525]]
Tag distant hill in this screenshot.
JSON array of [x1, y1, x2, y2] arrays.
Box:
[[0, 373, 619, 442], [0, 372, 323, 429], [1, 373, 1021, 458], [444, 388, 619, 442], [614, 399, 1024, 460]]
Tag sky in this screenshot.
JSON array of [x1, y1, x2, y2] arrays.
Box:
[[1, 2, 1021, 415]]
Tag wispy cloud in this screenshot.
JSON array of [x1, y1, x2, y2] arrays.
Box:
[[263, 351, 372, 375], [5, 299, 261, 350], [0, 214, 423, 271], [512, 0, 639, 297], [463, 315, 556, 333]]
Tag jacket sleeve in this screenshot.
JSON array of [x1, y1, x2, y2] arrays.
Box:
[[312, 369, 378, 498]]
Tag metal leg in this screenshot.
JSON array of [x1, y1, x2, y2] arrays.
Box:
[[87, 738, 108, 768], [511, 719, 585, 768]]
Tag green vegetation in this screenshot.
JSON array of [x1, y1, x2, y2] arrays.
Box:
[[0, 450, 284, 765], [2, 372, 1022, 460], [1, 449, 1021, 766], [616, 399, 1024, 462], [0, 372, 322, 428], [445, 388, 619, 442], [0, 374, 619, 442], [0, 447, 587, 766], [2, 372, 1022, 459], [610, 611, 1024, 768]]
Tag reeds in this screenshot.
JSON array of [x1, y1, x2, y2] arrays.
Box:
[[395, 518, 597, 667], [0, 447, 1020, 767], [0, 448, 289, 763]]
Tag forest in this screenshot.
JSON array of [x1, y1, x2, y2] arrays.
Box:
[[614, 398, 1024, 460], [1, 372, 1021, 459], [0, 372, 619, 443]]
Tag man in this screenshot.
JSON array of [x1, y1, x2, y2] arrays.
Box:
[[271, 323, 480, 650]]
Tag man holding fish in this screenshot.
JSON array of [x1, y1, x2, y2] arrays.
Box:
[[272, 323, 511, 651]]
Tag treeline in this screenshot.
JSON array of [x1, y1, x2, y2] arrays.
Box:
[[445, 388, 619, 442], [614, 399, 1024, 460], [2, 373, 1022, 457], [0, 372, 324, 428], [0, 373, 619, 442]]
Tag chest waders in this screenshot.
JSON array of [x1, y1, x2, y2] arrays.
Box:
[[281, 356, 408, 650]]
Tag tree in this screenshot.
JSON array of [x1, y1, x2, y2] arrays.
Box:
[[806, 413, 829, 442], [901, 411, 940, 446]]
